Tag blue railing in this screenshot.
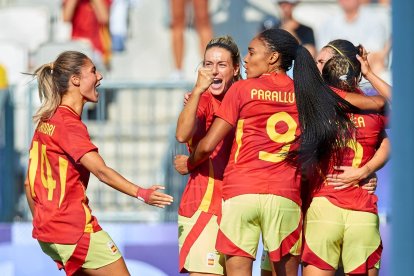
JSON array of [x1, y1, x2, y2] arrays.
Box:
[[0, 88, 19, 222]]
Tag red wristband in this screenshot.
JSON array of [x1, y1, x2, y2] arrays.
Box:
[[136, 188, 153, 203]]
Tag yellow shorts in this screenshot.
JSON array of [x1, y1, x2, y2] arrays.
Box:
[[302, 197, 382, 274], [217, 194, 302, 262], [38, 230, 122, 275], [178, 210, 225, 275]]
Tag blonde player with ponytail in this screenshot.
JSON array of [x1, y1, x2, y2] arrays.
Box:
[[25, 51, 173, 276]]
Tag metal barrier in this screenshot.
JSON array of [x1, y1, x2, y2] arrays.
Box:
[[15, 80, 193, 222], [0, 88, 20, 222]]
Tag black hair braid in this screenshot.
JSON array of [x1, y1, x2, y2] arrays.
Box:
[[293, 45, 358, 184], [257, 30, 359, 187]]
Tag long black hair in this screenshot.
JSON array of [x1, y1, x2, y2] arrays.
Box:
[[258, 29, 357, 182]]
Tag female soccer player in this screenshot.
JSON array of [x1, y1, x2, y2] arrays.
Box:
[[261, 39, 390, 276], [24, 51, 173, 276], [176, 29, 357, 276], [302, 39, 390, 276], [316, 40, 391, 104], [174, 35, 241, 276]]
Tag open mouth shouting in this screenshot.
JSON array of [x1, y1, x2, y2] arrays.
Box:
[[211, 78, 223, 90]]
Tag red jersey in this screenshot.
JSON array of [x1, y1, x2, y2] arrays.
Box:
[[27, 105, 101, 244], [65, 0, 112, 62], [215, 73, 301, 204], [179, 92, 233, 217], [314, 87, 387, 214]]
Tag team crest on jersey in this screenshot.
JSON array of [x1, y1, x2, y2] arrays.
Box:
[[107, 241, 118, 255], [206, 252, 216, 266]]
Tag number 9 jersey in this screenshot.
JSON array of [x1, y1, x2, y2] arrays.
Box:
[[27, 105, 101, 244], [215, 73, 301, 205]]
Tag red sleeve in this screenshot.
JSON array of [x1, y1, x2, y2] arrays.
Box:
[[379, 112, 389, 129], [330, 86, 347, 99], [215, 82, 242, 126], [60, 118, 98, 163], [196, 96, 207, 131]]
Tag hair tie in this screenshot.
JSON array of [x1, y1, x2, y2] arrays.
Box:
[[339, 74, 348, 81], [327, 44, 345, 57], [49, 62, 54, 74]]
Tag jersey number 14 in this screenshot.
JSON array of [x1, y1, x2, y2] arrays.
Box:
[[28, 141, 68, 206]]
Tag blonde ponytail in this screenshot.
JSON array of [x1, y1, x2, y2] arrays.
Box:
[[32, 63, 60, 123]]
